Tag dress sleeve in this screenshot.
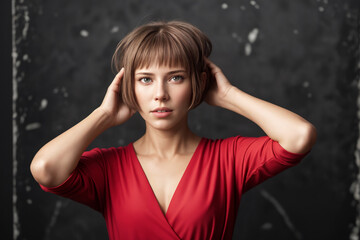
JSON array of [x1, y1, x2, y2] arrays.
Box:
[[231, 136, 309, 193], [39, 148, 108, 212]]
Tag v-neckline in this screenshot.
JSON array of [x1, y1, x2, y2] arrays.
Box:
[[130, 138, 204, 219]]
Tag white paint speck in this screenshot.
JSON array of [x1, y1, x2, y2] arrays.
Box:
[[350, 181, 360, 200], [250, 0, 260, 9], [303, 81, 310, 88], [240, 5, 246, 10], [22, 9, 30, 39], [23, 54, 30, 62], [318, 6, 325, 12], [293, 29, 299, 35], [80, 29, 89, 37], [111, 26, 119, 33], [118, 139, 125, 145], [25, 122, 41, 131], [39, 98, 48, 111], [26, 199, 32, 204], [307, 93, 312, 98], [20, 113, 26, 124], [221, 3, 228, 10], [54, 87, 68, 97], [248, 28, 259, 43], [261, 222, 273, 230], [245, 43, 252, 56], [60, 87, 69, 98], [232, 32, 242, 43], [25, 185, 31, 192]]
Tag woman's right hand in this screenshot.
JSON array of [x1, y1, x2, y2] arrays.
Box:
[[98, 68, 136, 127]]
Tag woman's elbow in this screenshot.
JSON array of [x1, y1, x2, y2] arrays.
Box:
[[30, 157, 58, 188], [294, 123, 317, 154], [280, 122, 317, 154]]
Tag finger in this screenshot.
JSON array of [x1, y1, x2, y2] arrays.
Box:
[[109, 68, 124, 91], [205, 59, 220, 72], [113, 67, 124, 84], [207, 63, 222, 77], [205, 58, 216, 67], [204, 57, 213, 65], [205, 59, 214, 70]]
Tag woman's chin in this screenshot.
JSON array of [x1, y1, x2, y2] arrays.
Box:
[[146, 119, 186, 132]]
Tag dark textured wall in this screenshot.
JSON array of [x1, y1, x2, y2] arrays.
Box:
[[7, 0, 359, 239]]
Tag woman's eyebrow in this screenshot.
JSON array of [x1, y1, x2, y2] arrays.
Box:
[[135, 72, 153, 76], [168, 70, 187, 74]]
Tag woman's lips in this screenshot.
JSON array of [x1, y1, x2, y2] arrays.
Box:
[[151, 108, 173, 118]]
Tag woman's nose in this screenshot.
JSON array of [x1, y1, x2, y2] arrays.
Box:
[[154, 82, 169, 101]]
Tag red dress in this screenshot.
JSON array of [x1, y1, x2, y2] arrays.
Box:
[[40, 136, 307, 240]]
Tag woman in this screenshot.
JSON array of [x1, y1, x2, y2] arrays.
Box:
[[30, 21, 317, 239]]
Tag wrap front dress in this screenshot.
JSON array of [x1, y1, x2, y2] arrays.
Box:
[[40, 136, 307, 239]]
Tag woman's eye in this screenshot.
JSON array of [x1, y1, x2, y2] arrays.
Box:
[[170, 75, 184, 82], [140, 77, 152, 83]]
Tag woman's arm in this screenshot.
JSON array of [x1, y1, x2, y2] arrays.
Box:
[[30, 68, 135, 187], [205, 60, 317, 154]]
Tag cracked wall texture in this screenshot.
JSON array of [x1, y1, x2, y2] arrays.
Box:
[[11, 0, 359, 239]]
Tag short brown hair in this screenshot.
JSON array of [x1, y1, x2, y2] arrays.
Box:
[[111, 20, 212, 110]]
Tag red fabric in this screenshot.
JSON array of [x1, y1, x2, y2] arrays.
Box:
[[40, 136, 308, 240]]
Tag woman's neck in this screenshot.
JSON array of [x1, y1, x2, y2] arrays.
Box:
[[134, 124, 200, 160]]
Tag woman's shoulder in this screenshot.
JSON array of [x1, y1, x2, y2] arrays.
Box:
[[201, 135, 246, 144], [201, 135, 272, 150], [82, 142, 136, 161]]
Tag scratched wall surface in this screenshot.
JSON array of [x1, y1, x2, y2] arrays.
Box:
[[11, 0, 359, 239]]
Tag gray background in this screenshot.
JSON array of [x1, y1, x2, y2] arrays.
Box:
[[3, 0, 359, 239]]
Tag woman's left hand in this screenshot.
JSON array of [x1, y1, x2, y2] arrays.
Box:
[[204, 59, 234, 107]]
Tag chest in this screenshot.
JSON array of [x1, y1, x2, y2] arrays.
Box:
[[106, 146, 234, 239], [137, 155, 192, 215]]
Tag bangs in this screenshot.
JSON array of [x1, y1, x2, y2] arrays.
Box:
[[133, 32, 190, 71]]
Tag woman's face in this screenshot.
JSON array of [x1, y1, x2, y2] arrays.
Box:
[[134, 63, 192, 131]]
